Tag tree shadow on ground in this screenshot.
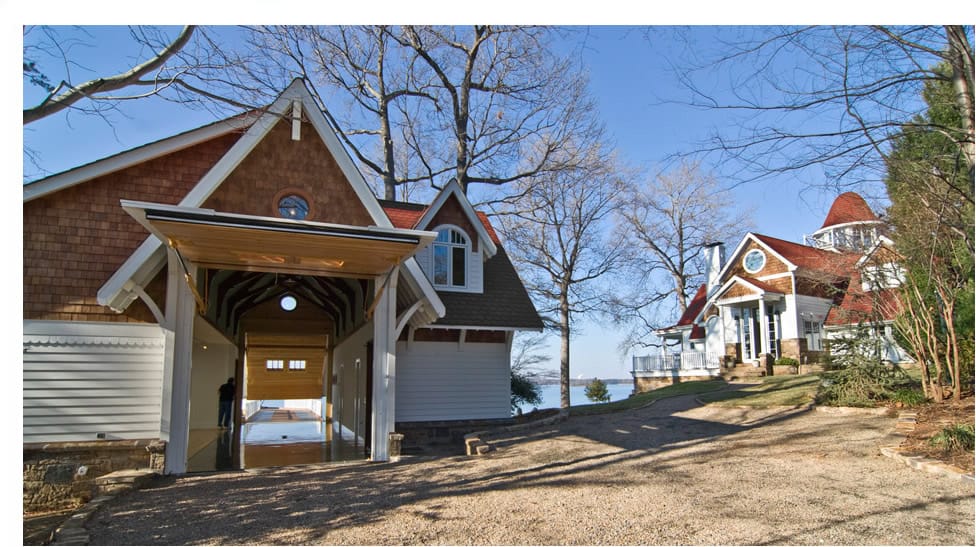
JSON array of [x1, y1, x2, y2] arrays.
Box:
[[83, 388, 958, 545]]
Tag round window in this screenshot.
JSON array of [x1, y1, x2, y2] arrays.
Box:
[[278, 194, 309, 220], [743, 249, 766, 274], [279, 295, 298, 312]]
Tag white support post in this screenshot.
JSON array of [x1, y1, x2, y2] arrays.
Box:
[[162, 248, 196, 474], [758, 299, 769, 359], [370, 266, 399, 461]]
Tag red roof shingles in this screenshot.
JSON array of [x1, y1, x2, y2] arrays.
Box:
[[676, 284, 708, 326], [820, 191, 879, 229], [752, 233, 858, 277], [381, 202, 501, 245], [825, 269, 902, 326], [383, 205, 426, 230]]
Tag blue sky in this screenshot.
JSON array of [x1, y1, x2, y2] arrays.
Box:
[[16, 17, 924, 380]]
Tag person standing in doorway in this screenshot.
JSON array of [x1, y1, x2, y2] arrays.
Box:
[[218, 378, 235, 429]]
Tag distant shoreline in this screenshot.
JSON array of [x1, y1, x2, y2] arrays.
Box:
[[534, 378, 632, 386]]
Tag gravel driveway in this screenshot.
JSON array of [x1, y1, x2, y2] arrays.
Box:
[[87, 394, 974, 545]]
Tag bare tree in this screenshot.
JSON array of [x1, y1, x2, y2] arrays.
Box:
[[666, 26, 974, 192], [612, 161, 753, 349], [238, 26, 443, 200], [23, 26, 257, 125], [496, 144, 624, 411], [391, 25, 598, 195]]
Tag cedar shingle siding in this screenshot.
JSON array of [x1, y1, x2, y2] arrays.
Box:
[[203, 119, 374, 226], [23, 133, 241, 322]]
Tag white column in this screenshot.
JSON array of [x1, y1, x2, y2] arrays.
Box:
[[758, 299, 769, 358], [162, 249, 196, 474], [370, 266, 399, 461]]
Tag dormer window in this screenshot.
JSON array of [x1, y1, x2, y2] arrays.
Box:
[[432, 227, 469, 288]]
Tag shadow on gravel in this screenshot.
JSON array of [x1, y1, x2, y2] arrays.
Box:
[[83, 392, 897, 545]]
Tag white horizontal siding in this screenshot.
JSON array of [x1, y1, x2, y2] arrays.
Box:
[[23, 321, 166, 443], [396, 340, 509, 422]]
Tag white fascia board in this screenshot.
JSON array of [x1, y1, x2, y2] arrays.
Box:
[[401, 257, 446, 320], [97, 237, 167, 311], [24, 117, 251, 203], [294, 80, 394, 229], [812, 219, 884, 237], [414, 179, 498, 258], [428, 324, 542, 332], [98, 78, 391, 311], [693, 275, 785, 323]]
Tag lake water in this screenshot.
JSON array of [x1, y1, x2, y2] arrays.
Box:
[[527, 382, 634, 411]]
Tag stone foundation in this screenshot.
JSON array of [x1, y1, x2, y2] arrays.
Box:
[[395, 419, 514, 455], [23, 439, 165, 513], [633, 375, 716, 394]]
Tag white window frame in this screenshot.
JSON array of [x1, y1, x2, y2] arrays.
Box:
[[803, 320, 823, 351], [430, 225, 470, 290]]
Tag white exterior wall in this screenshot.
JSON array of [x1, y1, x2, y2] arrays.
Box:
[[780, 294, 800, 339], [23, 320, 166, 443], [331, 321, 372, 441], [396, 340, 510, 422], [704, 315, 724, 359]]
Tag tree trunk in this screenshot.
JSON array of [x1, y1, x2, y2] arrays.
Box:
[[559, 294, 571, 412], [945, 25, 975, 175]]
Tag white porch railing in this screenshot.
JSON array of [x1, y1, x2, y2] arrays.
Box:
[[632, 352, 720, 373]]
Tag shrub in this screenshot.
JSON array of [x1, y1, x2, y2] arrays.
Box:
[[929, 424, 975, 452], [511, 372, 542, 413], [815, 327, 911, 407], [888, 388, 928, 407], [584, 378, 611, 403], [774, 357, 799, 366]]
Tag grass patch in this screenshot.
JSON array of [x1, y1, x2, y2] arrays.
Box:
[[569, 380, 726, 416], [698, 374, 821, 408]]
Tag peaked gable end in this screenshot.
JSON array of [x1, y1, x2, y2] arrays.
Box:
[[202, 116, 373, 227]]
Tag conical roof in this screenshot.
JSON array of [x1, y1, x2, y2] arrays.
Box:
[[820, 192, 879, 229]]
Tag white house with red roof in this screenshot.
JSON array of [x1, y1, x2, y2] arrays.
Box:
[[23, 79, 543, 509], [633, 192, 910, 391]]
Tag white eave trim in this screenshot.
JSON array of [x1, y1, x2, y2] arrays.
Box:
[[693, 275, 784, 323], [98, 78, 418, 313], [414, 178, 498, 258], [425, 324, 541, 332], [23, 116, 253, 203], [812, 219, 884, 236]]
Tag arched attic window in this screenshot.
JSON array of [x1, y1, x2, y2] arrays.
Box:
[[432, 226, 469, 289]]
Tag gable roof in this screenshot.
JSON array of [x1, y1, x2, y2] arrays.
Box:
[[656, 283, 707, 334], [820, 191, 880, 229], [381, 200, 542, 331], [95, 79, 442, 319], [24, 113, 254, 203], [750, 233, 857, 278], [414, 179, 498, 257]]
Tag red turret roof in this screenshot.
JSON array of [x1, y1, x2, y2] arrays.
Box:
[[820, 192, 879, 229]]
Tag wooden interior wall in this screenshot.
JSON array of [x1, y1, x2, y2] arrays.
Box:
[[245, 334, 327, 400]]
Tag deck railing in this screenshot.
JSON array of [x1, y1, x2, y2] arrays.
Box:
[[632, 352, 720, 373]]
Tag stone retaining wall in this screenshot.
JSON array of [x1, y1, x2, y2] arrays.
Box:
[[23, 439, 165, 513], [634, 375, 714, 393], [395, 419, 514, 454]]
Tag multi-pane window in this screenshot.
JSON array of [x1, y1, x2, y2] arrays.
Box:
[[803, 320, 823, 351], [432, 228, 468, 288], [266, 359, 284, 370], [288, 360, 306, 370]]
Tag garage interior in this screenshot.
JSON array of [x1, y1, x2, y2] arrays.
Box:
[[185, 270, 373, 472]]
